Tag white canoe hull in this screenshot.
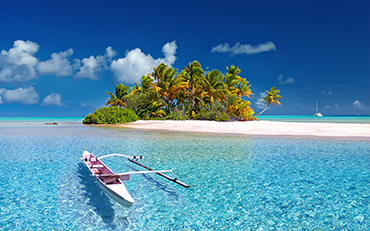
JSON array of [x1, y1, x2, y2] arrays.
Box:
[[83, 150, 134, 208], [96, 178, 134, 207]]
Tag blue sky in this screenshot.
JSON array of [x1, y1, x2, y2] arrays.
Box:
[[0, 0, 369, 117]]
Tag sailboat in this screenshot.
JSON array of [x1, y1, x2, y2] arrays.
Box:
[[313, 101, 323, 117]]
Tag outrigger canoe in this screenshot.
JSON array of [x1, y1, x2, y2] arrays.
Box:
[[82, 150, 189, 207]]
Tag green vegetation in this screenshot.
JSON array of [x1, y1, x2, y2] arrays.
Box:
[[83, 60, 282, 124], [256, 87, 283, 116], [83, 107, 138, 124]]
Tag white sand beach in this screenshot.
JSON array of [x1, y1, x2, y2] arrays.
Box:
[[113, 120, 370, 138]]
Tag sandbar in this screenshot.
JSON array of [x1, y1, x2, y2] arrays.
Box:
[[108, 120, 370, 139]]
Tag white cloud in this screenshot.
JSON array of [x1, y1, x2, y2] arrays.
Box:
[[277, 74, 296, 84], [42, 93, 64, 106], [37, 49, 75, 77], [161, 41, 177, 64], [351, 100, 364, 109], [0, 88, 3, 105], [255, 92, 267, 109], [80, 102, 104, 113], [0, 86, 39, 104], [75, 55, 102, 80], [105, 46, 117, 60], [110, 41, 177, 84], [75, 46, 117, 80], [0, 40, 39, 82], [1, 40, 177, 84], [211, 41, 276, 56]]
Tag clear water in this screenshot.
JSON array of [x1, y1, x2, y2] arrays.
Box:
[[0, 117, 84, 125], [1, 115, 369, 125], [0, 124, 369, 230], [257, 115, 370, 124]]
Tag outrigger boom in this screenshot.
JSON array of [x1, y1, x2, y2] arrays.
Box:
[[97, 153, 143, 160], [128, 158, 190, 188], [96, 169, 175, 177]]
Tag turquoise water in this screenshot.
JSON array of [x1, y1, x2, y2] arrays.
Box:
[[0, 117, 84, 125], [0, 123, 369, 230], [1, 115, 369, 125], [257, 115, 370, 124]]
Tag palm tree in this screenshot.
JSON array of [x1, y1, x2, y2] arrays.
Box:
[[223, 65, 241, 95], [256, 86, 282, 116], [233, 78, 253, 98], [105, 83, 130, 107], [140, 74, 153, 91], [151, 63, 186, 113], [226, 65, 242, 81], [130, 74, 154, 95], [223, 94, 241, 118], [202, 69, 226, 111], [180, 61, 204, 110], [235, 100, 254, 121]]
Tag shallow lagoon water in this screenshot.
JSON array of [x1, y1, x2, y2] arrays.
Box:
[[0, 124, 369, 230]]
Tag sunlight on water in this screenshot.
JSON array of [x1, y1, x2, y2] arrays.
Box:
[[0, 124, 369, 230]]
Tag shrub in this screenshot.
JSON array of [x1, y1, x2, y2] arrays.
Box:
[[83, 106, 138, 124], [192, 109, 229, 121], [165, 110, 190, 120], [215, 113, 229, 122], [124, 91, 160, 119]]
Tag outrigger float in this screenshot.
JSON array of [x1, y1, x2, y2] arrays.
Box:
[[82, 150, 189, 207]]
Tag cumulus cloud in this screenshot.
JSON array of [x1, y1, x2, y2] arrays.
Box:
[[0, 86, 39, 104], [37, 49, 75, 77], [75, 46, 117, 80], [255, 92, 267, 109], [1, 40, 178, 84], [42, 93, 64, 106], [110, 41, 177, 84], [161, 41, 177, 64], [0, 40, 39, 82], [211, 41, 276, 56], [351, 100, 365, 109], [277, 74, 297, 84], [105, 46, 117, 60], [75, 55, 103, 80]]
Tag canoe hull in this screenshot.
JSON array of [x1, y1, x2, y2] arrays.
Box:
[[96, 178, 134, 207], [83, 150, 134, 207]]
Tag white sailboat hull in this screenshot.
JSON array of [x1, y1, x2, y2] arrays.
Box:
[[314, 101, 323, 117]]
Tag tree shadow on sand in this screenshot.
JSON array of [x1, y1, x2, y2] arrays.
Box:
[[77, 163, 129, 229]]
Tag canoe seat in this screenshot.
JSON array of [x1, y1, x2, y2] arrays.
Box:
[[90, 164, 104, 168], [101, 176, 119, 184]]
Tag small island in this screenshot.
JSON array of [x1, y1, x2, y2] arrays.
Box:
[[83, 61, 281, 124]]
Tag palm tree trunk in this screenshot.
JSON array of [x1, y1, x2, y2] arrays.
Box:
[[256, 106, 268, 116]]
